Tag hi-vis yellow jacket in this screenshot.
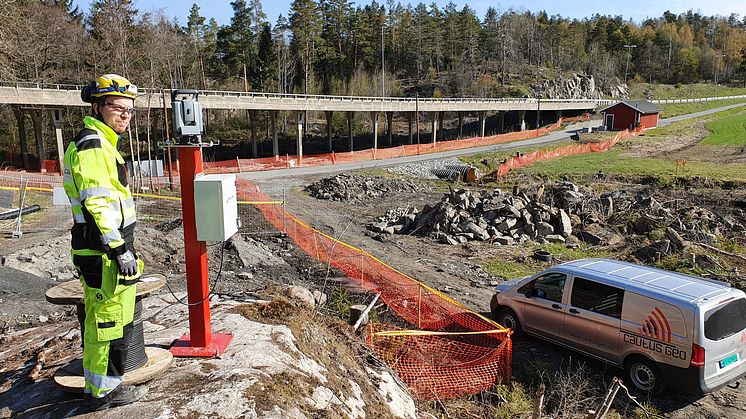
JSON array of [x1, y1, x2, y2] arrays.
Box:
[[63, 116, 136, 254]]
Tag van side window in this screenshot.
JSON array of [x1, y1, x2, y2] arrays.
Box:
[[570, 277, 624, 318], [533, 273, 567, 303]]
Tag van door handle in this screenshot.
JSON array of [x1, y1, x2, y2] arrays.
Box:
[[552, 304, 562, 310], [569, 308, 580, 314]]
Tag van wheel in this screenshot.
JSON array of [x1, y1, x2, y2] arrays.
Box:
[[496, 308, 522, 338], [625, 357, 662, 394]]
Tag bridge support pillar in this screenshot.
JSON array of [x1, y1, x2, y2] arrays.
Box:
[[438, 112, 445, 141], [325, 111, 334, 152], [556, 110, 562, 123], [407, 112, 413, 144], [498, 111, 505, 133], [386, 112, 393, 146], [296, 111, 304, 161], [370, 112, 379, 150], [478, 111, 486, 138], [270, 111, 279, 157], [347, 112, 355, 152], [13, 107, 30, 170], [50, 109, 64, 175], [249, 110, 258, 158], [519, 110, 527, 131], [457, 112, 463, 139], [31, 109, 45, 169], [431, 112, 437, 143]]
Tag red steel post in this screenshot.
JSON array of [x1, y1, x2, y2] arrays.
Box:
[[178, 145, 211, 347]]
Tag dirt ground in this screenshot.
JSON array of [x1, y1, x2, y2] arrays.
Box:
[[248, 125, 746, 417], [2, 114, 746, 417]]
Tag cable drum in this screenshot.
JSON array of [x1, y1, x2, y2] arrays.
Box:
[[75, 297, 149, 373], [125, 297, 148, 371]]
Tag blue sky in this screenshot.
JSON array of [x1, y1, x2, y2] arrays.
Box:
[[73, 1, 745, 27]]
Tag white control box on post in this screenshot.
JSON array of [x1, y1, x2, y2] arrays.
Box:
[[193, 174, 238, 241]]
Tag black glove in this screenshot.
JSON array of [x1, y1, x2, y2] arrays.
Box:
[[115, 250, 139, 277]]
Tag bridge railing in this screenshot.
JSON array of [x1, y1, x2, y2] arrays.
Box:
[[2, 80, 745, 106], [0, 81, 602, 105]]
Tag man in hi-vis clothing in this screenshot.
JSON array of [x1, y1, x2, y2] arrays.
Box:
[[63, 74, 146, 411]]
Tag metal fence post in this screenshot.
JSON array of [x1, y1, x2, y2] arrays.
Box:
[[13, 178, 27, 237], [282, 188, 287, 235]]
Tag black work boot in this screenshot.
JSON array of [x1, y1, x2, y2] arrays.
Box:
[[86, 384, 147, 411]]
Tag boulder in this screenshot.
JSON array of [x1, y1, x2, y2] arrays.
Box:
[[578, 224, 624, 246], [286, 285, 316, 309], [493, 235, 514, 245], [536, 222, 555, 236], [439, 234, 459, 245], [558, 209, 573, 237], [467, 222, 491, 241], [496, 218, 518, 231], [545, 234, 566, 243]]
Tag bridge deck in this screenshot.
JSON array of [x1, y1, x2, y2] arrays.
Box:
[[0, 83, 602, 112]]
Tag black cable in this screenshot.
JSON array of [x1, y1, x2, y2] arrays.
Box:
[[162, 242, 225, 307]]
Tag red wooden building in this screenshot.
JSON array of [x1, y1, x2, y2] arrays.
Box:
[[600, 100, 663, 131]]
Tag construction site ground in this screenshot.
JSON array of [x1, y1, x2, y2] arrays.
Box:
[[2, 109, 746, 417]]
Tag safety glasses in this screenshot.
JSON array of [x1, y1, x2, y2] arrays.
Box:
[[102, 101, 136, 116]]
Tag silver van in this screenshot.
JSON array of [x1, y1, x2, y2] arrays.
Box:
[[490, 258, 746, 394]]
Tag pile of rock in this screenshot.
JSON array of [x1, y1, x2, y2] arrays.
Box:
[[306, 174, 425, 201], [369, 186, 577, 245], [366, 180, 746, 250], [368, 207, 419, 235]]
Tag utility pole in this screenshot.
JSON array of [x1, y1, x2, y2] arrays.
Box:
[[381, 24, 385, 97], [623, 44, 637, 85]]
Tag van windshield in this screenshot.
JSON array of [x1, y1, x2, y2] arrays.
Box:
[[704, 298, 746, 341]]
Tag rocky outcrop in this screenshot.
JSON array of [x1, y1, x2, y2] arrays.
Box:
[[533, 73, 628, 99]]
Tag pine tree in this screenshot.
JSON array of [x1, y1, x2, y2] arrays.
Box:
[[289, 0, 321, 93], [256, 23, 277, 91], [217, 0, 256, 88]]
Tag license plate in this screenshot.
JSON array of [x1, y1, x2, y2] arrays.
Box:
[[719, 353, 738, 369]]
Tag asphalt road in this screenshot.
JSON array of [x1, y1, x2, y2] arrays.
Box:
[[238, 101, 746, 181]]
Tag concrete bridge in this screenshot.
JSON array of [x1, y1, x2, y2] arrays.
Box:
[[1, 81, 603, 172]]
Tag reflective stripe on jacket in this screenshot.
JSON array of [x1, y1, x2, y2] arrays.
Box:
[[63, 116, 136, 252]]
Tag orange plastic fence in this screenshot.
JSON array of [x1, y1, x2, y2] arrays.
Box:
[[495, 127, 644, 177], [235, 178, 512, 400], [198, 116, 586, 175]]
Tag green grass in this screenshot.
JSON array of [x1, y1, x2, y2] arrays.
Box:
[[459, 140, 574, 175], [481, 244, 614, 280], [535, 242, 614, 261], [702, 110, 746, 146], [510, 107, 746, 182], [660, 99, 746, 118], [482, 260, 539, 280], [627, 82, 746, 100], [519, 149, 746, 181]]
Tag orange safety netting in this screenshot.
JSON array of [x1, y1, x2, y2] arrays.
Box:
[[495, 126, 644, 177], [235, 178, 512, 400], [199, 116, 587, 175]]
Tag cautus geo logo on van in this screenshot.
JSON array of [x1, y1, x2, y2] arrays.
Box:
[[640, 307, 672, 342]]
